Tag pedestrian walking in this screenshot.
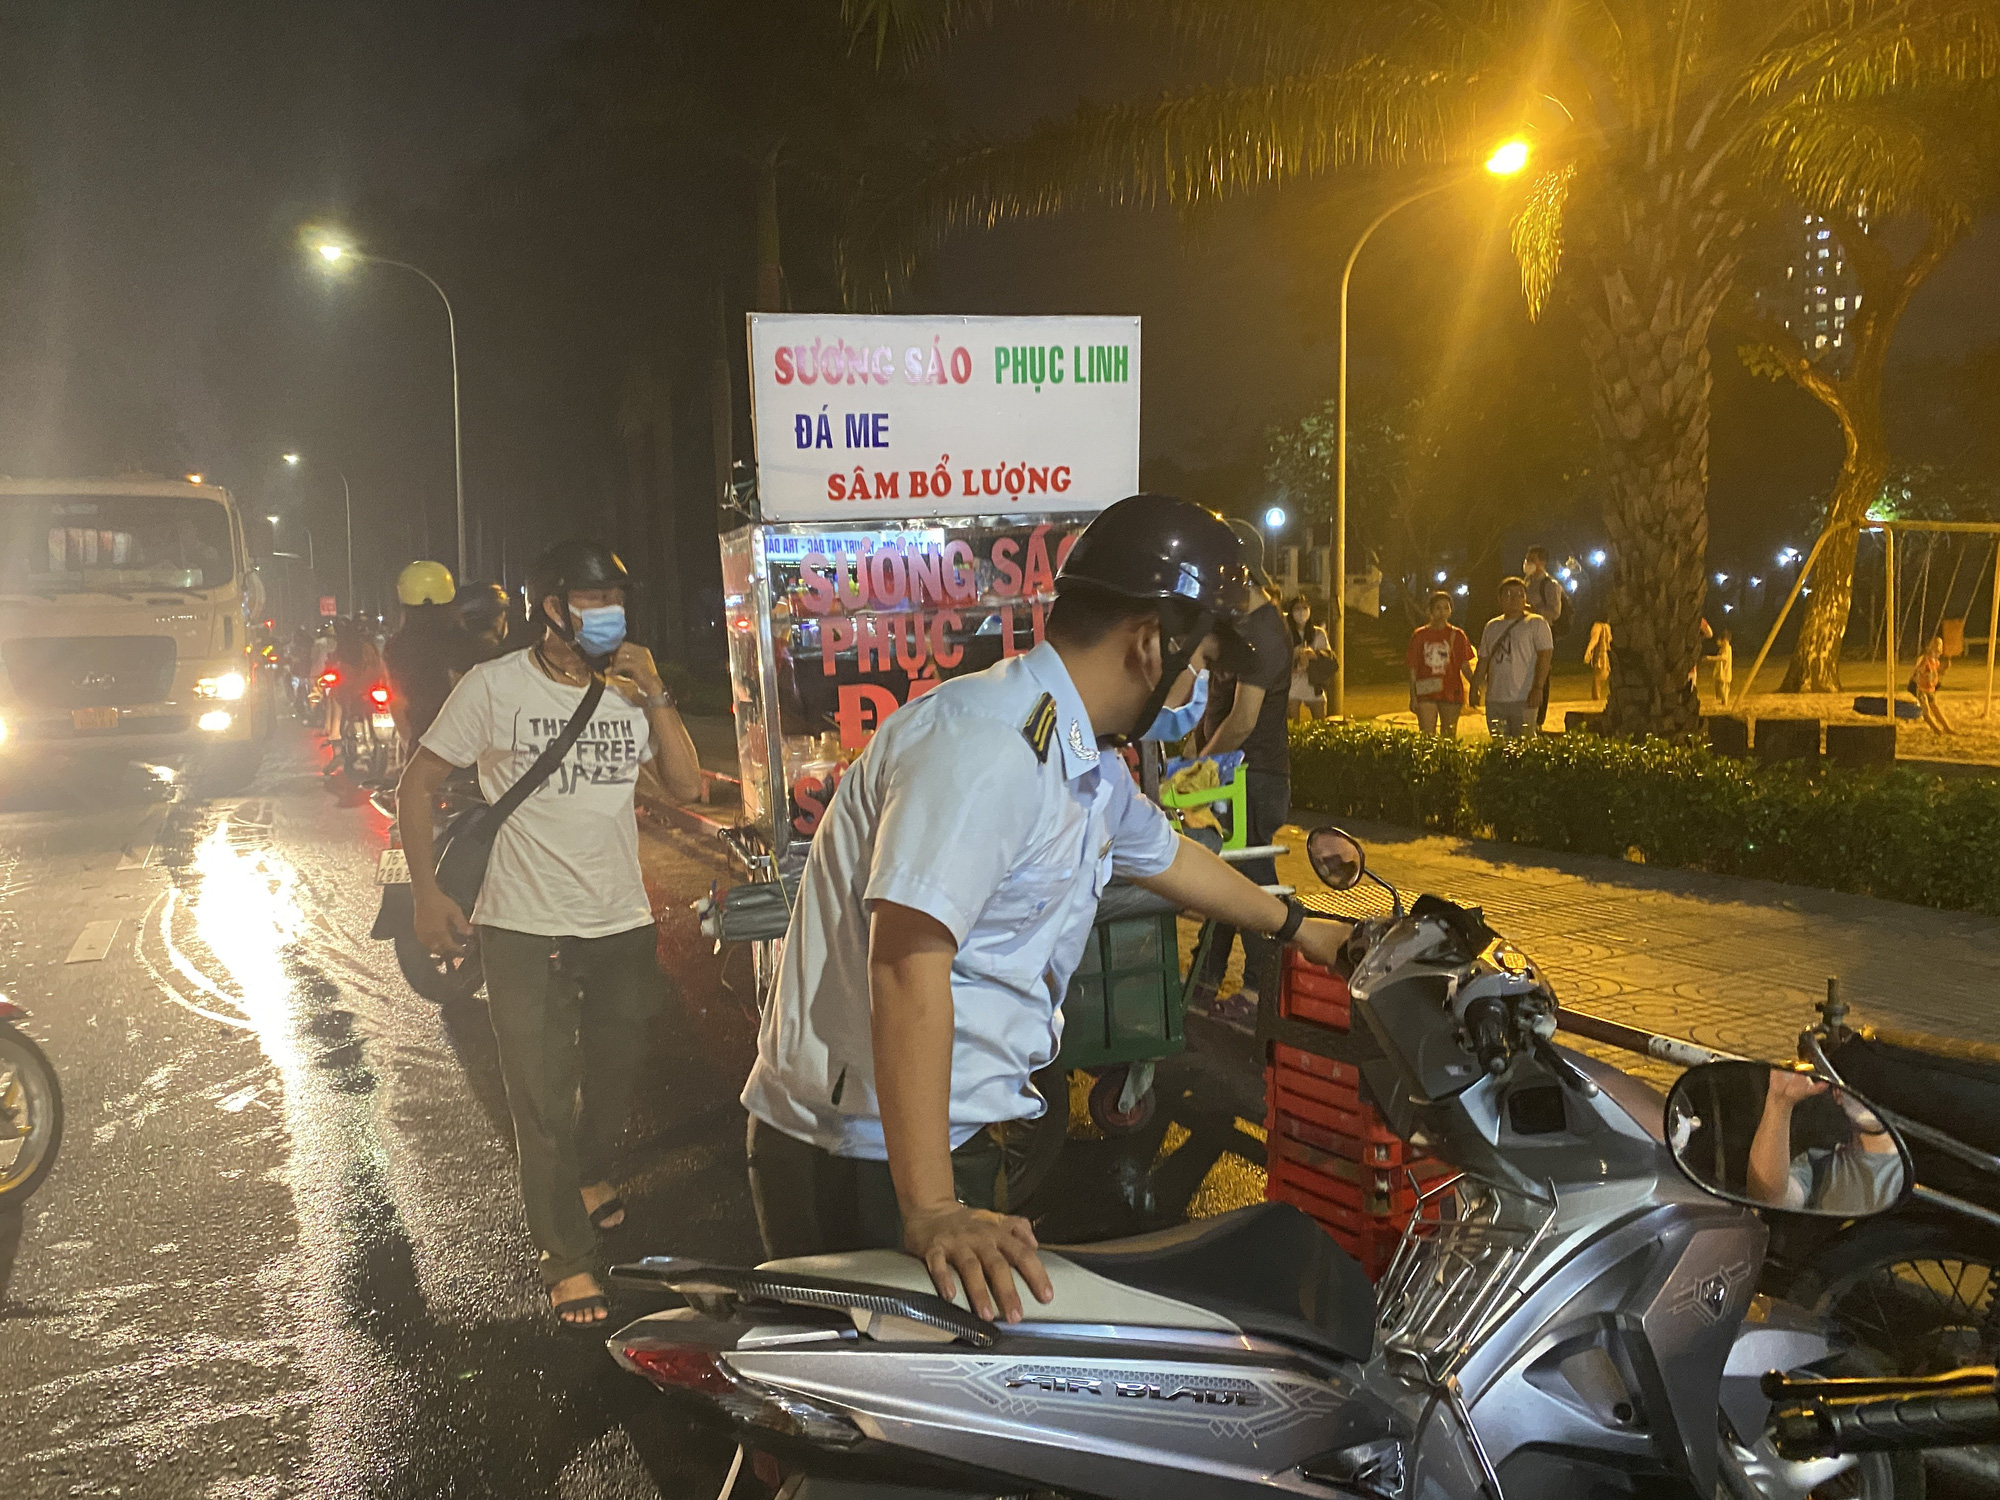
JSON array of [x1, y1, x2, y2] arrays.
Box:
[[397, 540, 703, 1327], [1522, 547, 1569, 728], [1405, 590, 1475, 737], [1914, 635, 1956, 734], [1468, 577, 1554, 740], [1284, 594, 1334, 722], [1708, 627, 1734, 706], [1584, 618, 1613, 701]]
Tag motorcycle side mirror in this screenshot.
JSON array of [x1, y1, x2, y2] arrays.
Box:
[[1664, 1060, 1914, 1219], [1306, 826, 1367, 891]]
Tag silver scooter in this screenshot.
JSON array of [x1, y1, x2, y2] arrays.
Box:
[[607, 829, 1978, 1500]]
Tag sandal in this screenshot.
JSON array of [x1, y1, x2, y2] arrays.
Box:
[[551, 1292, 610, 1328], [588, 1195, 627, 1231]]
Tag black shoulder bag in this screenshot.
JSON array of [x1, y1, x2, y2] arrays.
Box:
[[433, 676, 606, 913], [372, 676, 606, 941]]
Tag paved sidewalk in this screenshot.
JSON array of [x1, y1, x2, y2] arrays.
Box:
[[1266, 818, 2000, 1085]]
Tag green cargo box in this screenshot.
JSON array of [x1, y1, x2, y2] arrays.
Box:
[[1057, 911, 1186, 1070]]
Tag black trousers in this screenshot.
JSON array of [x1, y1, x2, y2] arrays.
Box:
[[1204, 772, 1291, 999], [745, 1117, 1003, 1259]]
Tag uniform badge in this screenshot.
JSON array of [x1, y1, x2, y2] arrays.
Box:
[[1067, 720, 1099, 763], [1021, 693, 1058, 763]]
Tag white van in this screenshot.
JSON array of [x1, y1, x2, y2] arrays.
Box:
[[0, 478, 272, 765]]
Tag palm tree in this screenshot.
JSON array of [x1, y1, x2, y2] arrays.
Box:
[[844, 0, 2000, 734], [1735, 94, 2000, 692]]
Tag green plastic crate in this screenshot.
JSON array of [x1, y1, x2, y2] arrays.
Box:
[[1056, 912, 1186, 1069]]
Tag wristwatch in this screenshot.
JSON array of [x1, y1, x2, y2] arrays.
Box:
[[643, 687, 676, 713], [1273, 895, 1309, 943]]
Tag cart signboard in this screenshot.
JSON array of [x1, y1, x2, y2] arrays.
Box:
[[730, 314, 1141, 860], [748, 313, 1140, 522]]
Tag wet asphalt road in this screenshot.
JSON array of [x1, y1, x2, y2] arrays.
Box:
[[0, 721, 1265, 1499]]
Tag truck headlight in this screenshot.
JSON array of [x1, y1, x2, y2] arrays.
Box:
[[196, 671, 248, 701], [197, 710, 233, 733]]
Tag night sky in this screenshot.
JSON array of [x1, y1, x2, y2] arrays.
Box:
[[0, 1, 1992, 623]]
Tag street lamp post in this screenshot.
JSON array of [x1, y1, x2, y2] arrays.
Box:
[[1332, 137, 1531, 718], [284, 453, 354, 615], [315, 244, 466, 581]]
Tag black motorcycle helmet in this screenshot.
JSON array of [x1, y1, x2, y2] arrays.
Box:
[[456, 580, 511, 637], [1055, 494, 1250, 742], [527, 540, 631, 667]]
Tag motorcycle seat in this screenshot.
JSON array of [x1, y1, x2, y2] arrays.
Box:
[[1055, 1203, 1375, 1363], [761, 1204, 1373, 1362], [760, 1248, 1243, 1335]]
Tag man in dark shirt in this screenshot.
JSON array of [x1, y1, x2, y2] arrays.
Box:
[[383, 561, 481, 748], [1196, 575, 1295, 1023]]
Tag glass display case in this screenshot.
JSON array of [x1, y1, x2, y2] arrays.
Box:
[[718, 512, 1098, 869]]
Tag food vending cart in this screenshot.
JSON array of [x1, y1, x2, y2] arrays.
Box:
[[711, 313, 1196, 1199]]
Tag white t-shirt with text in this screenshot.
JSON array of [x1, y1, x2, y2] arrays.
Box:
[[419, 650, 656, 938], [1478, 612, 1555, 705]]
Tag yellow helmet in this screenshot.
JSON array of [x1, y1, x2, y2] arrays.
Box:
[[396, 560, 455, 607]]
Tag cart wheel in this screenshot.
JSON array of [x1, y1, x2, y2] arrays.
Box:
[[1089, 1067, 1156, 1137], [992, 1064, 1070, 1212]]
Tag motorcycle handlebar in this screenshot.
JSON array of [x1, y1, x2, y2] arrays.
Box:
[[1464, 995, 1510, 1076], [1766, 1368, 2000, 1459]]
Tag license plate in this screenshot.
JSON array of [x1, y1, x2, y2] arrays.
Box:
[[376, 848, 411, 885], [372, 713, 397, 737], [71, 707, 119, 730]]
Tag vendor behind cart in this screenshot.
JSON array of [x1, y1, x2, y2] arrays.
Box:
[[739, 494, 1353, 1323]]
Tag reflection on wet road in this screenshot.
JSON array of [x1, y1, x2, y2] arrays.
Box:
[[0, 727, 1265, 1498]]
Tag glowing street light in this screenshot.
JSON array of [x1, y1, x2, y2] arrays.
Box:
[[1263, 505, 1287, 531], [1715, 572, 1729, 585], [1333, 133, 1533, 716], [1485, 138, 1532, 176], [1589, 549, 1607, 567], [282, 451, 355, 614], [1434, 570, 1448, 583], [311, 235, 466, 579], [185, 473, 203, 484]]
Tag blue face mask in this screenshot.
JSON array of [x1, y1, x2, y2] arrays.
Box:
[[573, 604, 627, 657], [1142, 670, 1209, 742]]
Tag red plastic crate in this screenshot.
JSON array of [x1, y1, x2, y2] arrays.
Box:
[[1266, 1101, 1413, 1166], [1269, 1078, 1392, 1141], [1280, 952, 1351, 1030], [1271, 1043, 1363, 1090], [1267, 1134, 1421, 1216]]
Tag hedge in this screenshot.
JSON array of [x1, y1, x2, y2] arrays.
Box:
[[1289, 719, 2000, 916]]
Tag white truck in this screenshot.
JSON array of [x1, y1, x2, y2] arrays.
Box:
[[0, 478, 272, 772]]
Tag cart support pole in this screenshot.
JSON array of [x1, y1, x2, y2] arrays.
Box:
[[1556, 1008, 1737, 1068], [1733, 522, 1838, 711]]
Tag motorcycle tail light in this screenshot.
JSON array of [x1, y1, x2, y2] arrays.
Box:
[[369, 686, 390, 707], [320, 671, 339, 687], [618, 1344, 861, 1446], [622, 1346, 735, 1395]]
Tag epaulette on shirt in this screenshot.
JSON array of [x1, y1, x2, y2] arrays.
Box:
[[1021, 692, 1058, 763]]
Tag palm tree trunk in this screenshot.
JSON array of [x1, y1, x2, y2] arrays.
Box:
[[1781, 402, 1884, 692], [1569, 187, 1737, 737]]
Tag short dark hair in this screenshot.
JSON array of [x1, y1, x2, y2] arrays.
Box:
[[1499, 575, 1527, 593], [1047, 583, 1158, 648], [1525, 546, 1549, 565], [1429, 589, 1453, 606]]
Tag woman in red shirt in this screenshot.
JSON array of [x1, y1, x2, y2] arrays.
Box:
[[1407, 590, 1476, 737]]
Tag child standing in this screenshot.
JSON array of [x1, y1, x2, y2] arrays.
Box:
[[1914, 635, 1955, 734]]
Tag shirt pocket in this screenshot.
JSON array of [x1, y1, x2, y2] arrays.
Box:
[[982, 862, 1076, 927]]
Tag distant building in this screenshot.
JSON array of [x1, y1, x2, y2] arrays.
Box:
[[1761, 213, 1865, 373]]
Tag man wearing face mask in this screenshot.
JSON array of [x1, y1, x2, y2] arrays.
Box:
[[740, 495, 1354, 1325], [398, 539, 702, 1328]]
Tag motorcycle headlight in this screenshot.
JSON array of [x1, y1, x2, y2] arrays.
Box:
[[197, 671, 247, 701]]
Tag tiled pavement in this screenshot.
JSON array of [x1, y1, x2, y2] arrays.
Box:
[[1268, 818, 2000, 1087]]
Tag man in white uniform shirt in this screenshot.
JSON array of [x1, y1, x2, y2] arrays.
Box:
[[741, 496, 1353, 1324]]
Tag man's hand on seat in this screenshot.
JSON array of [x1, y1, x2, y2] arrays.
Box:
[[903, 1202, 1054, 1324]]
